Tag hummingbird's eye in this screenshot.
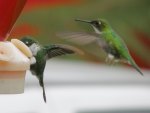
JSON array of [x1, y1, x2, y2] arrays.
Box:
[[24, 41, 31, 46], [94, 21, 100, 27], [24, 41, 28, 45], [26, 41, 29, 44]]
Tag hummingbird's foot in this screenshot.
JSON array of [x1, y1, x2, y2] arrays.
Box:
[[120, 59, 128, 64], [105, 57, 112, 64], [106, 54, 114, 65], [111, 59, 119, 66], [114, 59, 119, 64], [105, 56, 109, 63]]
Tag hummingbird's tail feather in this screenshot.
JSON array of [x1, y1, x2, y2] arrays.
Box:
[[42, 84, 47, 103], [128, 58, 143, 76], [39, 78, 47, 103]]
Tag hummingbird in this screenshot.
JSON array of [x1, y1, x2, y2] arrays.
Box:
[[58, 19, 143, 75], [20, 36, 83, 102]]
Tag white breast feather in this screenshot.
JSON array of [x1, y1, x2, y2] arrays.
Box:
[[29, 43, 41, 56]]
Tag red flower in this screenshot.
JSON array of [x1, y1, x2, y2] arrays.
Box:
[[0, 0, 27, 41]]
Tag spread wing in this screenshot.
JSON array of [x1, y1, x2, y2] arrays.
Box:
[[57, 32, 100, 45], [44, 44, 84, 59]]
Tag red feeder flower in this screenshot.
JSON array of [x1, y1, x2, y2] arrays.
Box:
[[0, 0, 27, 41]]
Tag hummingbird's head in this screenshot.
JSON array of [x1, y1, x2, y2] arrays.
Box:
[[75, 19, 109, 33], [20, 36, 38, 47]]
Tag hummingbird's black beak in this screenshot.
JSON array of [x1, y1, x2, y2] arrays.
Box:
[[75, 19, 92, 24]]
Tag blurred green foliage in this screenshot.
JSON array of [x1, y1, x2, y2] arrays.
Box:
[[12, 0, 150, 64]]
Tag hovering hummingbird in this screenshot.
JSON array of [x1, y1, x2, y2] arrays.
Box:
[[21, 36, 83, 102], [58, 19, 143, 75]]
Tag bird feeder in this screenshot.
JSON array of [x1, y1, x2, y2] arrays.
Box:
[[0, 41, 30, 94]]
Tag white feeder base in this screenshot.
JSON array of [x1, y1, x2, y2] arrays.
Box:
[[0, 71, 26, 94]]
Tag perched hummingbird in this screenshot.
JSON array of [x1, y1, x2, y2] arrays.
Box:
[[21, 36, 83, 102], [58, 19, 143, 75]]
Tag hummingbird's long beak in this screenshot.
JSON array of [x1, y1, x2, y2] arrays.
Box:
[[75, 19, 91, 24]]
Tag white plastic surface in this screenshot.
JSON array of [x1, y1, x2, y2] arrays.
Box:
[[0, 60, 150, 113]]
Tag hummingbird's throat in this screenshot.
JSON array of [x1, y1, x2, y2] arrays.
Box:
[[92, 26, 101, 34], [29, 43, 41, 56]]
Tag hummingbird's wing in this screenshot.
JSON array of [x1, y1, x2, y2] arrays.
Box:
[[57, 32, 100, 45], [44, 44, 84, 59]]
